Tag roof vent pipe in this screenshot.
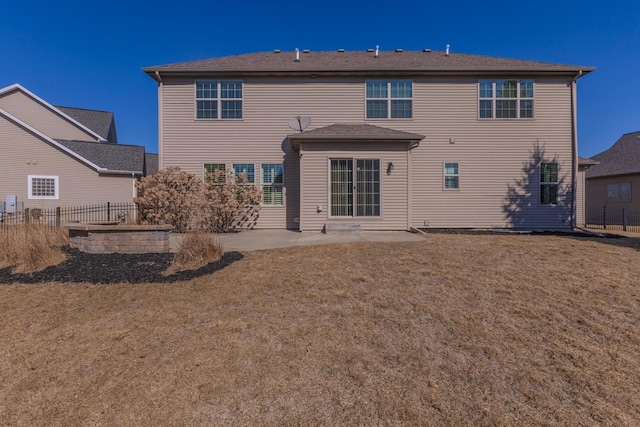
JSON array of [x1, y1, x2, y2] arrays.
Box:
[[295, 48, 300, 62], [445, 44, 450, 56], [375, 45, 379, 58]]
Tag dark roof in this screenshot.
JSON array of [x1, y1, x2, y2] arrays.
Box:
[[578, 156, 599, 167], [288, 123, 425, 141], [144, 50, 595, 78], [56, 106, 118, 143], [145, 153, 159, 175], [56, 140, 145, 174], [585, 131, 640, 178]]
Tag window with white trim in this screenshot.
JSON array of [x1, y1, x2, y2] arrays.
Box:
[[366, 80, 412, 119], [204, 163, 226, 184], [479, 80, 534, 119], [607, 183, 631, 203], [233, 163, 255, 184], [196, 80, 243, 119], [444, 162, 459, 189], [330, 158, 380, 217], [261, 163, 284, 206], [28, 175, 58, 199], [540, 163, 558, 205]]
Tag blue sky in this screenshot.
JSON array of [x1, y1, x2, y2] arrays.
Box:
[[2, 0, 638, 157]]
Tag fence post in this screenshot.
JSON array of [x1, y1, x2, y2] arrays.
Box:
[[56, 207, 61, 227], [107, 202, 111, 222], [24, 208, 30, 225], [603, 205, 606, 230], [623, 208, 627, 232]]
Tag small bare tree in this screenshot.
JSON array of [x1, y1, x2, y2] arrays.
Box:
[[202, 169, 262, 232], [135, 167, 204, 233]]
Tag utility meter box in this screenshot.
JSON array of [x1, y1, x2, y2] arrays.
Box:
[[5, 195, 17, 213]]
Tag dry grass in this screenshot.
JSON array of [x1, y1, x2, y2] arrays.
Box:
[[164, 232, 223, 275], [1, 233, 639, 426], [0, 224, 68, 273]]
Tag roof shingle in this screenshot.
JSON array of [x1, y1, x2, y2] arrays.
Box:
[[585, 131, 640, 178], [144, 50, 595, 76], [56, 140, 145, 173]]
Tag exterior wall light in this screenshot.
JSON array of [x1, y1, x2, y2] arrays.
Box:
[[387, 162, 395, 175]]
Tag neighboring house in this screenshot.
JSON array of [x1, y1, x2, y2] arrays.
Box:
[[585, 131, 640, 213], [0, 84, 157, 211], [144, 48, 593, 231]]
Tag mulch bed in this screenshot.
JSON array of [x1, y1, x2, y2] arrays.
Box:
[[0, 246, 243, 284]]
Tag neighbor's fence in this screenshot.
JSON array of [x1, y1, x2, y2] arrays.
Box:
[[585, 205, 640, 233], [0, 202, 139, 229]]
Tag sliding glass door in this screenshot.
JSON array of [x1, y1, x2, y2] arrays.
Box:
[[330, 159, 380, 217]]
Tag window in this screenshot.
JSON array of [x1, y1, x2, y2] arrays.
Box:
[[196, 80, 243, 119], [366, 80, 412, 119], [444, 162, 459, 189], [28, 175, 58, 199], [261, 163, 284, 205], [607, 183, 631, 203], [330, 159, 380, 217], [204, 163, 226, 184], [233, 163, 255, 184], [479, 80, 534, 119], [540, 163, 558, 205]]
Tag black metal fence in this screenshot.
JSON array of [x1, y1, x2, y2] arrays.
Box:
[[0, 202, 138, 228], [585, 205, 640, 233]]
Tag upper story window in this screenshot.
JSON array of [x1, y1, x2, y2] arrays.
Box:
[[366, 80, 413, 119], [196, 80, 243, 119], [479, 80, 534, 119]]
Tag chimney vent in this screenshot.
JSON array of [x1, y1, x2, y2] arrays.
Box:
[[302, 49, 310, 53], [295, 48, 300, 62], [445, 44, 450, 56], [337, 48, 345, 53], [375, 45, 379, 58], [395, 48, 403, 52], [423, 48, 432, 53], [274, 49, 281, 53]]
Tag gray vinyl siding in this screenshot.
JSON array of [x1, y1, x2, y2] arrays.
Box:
[[0, 90, 97, 142], [159, 76, 576, 230], [0, 117, 135, 209]]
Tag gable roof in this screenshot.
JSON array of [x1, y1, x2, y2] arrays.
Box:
[[56, 106, 118, 143], [0, 108, 143, 175], [144, 50, 595, 79], [0, 84, 106, 142], [56, 140, 144, 174], [585, 131, 640, 178]]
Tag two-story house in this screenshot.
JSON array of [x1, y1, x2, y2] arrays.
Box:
[[143, 48, 593, 231], [0, 84, 157, 212]]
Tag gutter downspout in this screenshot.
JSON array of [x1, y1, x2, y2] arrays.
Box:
[[570, 70, 582, 228], [155, 71, 164, 169]]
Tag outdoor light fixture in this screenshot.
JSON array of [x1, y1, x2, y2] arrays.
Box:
[[387, 162, 395, 175]]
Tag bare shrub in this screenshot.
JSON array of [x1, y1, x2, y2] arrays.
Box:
[[135, 167, 204, 232], [0, 224, 68, 273], [202, 169, 262, 232], [164, 232, 223, 275]]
